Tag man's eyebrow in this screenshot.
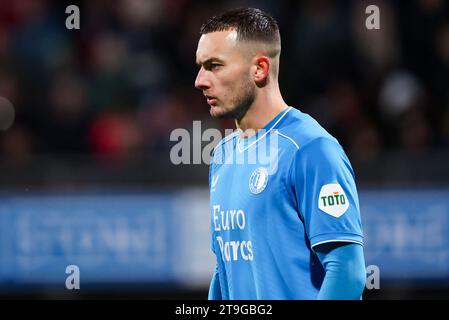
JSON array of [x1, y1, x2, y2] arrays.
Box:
[[196, 58, 225, 66]]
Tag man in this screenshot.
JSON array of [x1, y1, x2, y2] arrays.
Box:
[[195, 8, 366, 300]]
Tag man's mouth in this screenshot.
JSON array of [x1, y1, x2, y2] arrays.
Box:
[[205, 95, 218, 106]]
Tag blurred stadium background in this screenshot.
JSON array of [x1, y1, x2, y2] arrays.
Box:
[[0, 0, 448, 299]]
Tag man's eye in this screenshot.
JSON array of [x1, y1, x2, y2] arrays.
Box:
[[210, 64, 221, 70]]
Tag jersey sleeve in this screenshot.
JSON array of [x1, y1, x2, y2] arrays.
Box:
[[291, 137, 364, 249], [315, 242, 366, 299]]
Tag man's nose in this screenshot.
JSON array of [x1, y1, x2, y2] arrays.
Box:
[[195, 68, 211, 90]]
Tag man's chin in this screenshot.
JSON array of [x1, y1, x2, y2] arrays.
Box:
[[209, 106, 233, 119]]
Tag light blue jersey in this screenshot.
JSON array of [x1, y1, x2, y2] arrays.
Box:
[[209, 106, 363, 300]]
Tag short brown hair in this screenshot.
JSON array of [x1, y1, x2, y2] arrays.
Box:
[[200, 8, 280, 49]]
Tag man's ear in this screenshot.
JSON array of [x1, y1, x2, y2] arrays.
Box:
[[253, 56, 270, 86]]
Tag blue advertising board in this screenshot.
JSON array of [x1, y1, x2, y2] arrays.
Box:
[[0, 190, 213, 287], [0, 188, 448, 288], [361, 189, 449, 281]]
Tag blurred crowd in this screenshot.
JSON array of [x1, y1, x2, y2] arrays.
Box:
[[0, 0, 448, 163]]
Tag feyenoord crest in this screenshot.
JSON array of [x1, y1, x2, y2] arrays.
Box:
[[249, 167, 269, 194], [318, 183, 349, 218]]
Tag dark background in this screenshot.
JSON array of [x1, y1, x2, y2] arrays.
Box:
[[0, 0, 448, 299]]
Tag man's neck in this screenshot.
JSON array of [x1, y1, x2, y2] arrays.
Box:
[[235, 90, 288, 137]]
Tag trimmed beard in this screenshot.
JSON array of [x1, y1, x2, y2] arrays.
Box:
[[212, 78, 256, 121]]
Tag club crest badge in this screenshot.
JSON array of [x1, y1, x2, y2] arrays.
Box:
[[249, 167, 269, 194]]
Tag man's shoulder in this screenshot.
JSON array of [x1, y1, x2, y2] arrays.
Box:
[[276, 107, 339, 152]]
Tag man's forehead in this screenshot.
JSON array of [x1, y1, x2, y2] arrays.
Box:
[[196, 30, 239, 63]]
